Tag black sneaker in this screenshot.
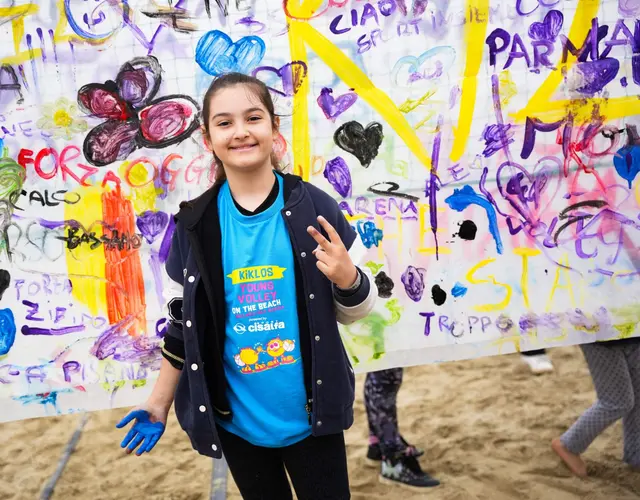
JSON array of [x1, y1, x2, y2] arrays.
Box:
[[365, 437, 424, 467], [379, 455, 440, 489]]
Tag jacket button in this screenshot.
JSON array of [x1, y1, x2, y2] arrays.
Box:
[[188, 276, 195, 283], [316, 379, 322, 385], [309, 294, 315, 300], [191, 363, 198, 371], [285, 210, 292, 216], [199, 405, 206, 412], [317, 421, 322, 427], [186, 320, 192, 327], [301, 252, 306, 258], [315, 335, 320, 341], [211, 444, 218, 451], [183, 269, 187, 276]]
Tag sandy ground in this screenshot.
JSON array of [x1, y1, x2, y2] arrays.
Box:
[[1, 346, 639, 500]]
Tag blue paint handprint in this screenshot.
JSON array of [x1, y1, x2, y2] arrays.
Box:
[[195, 30, 266, 76]]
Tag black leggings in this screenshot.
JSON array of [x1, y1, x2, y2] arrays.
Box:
[[217, 425, 350, 500]]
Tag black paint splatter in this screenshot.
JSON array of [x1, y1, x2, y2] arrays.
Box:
[[374, 271, 394, 298], [458, 220, 477, 240], [0, 269, 10, 301], [431, 284, 447, 306]]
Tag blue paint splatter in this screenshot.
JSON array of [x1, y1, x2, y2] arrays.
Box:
[[613, 144, 640, 188], [13, 389, 72, 413], [195, 30, 265, 76], [445, 185, 504, 254], [451, 282, 468, 298], [0, 308, 16, 356], [357, 220, 383, 249]]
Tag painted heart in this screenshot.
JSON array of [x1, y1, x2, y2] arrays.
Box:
[[528, 9, 564, 41], [334, 121, 383, 168], [614, 144, 640, 188], [195, 30, 265, 76], [496, 157, 562, 224], [136, 210, 169, 244], [391, 46, 456, 86], [252, 61, 307, 97], [317, 87, 357, 121], [573, 58, 620, 95], [323, 156, 352, 198]]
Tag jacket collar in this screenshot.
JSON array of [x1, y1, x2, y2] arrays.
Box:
[[176, 171, 303, 230]]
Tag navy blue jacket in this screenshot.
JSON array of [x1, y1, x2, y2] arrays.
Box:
[[160, 173, 376, 458]]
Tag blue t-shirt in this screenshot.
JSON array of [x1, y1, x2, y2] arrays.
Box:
[[216, 174, 311, 447]]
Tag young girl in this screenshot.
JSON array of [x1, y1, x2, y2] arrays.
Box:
[[116, 72, 376, 499], [552, 337, 640, 476]]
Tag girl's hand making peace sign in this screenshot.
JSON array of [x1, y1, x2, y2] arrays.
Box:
[[307, 216, 358, 290]]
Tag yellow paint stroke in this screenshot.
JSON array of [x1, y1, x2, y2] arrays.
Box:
[[118, 161, 158, 214], [288, 22, 311, 180], [417, 202, 449, 254], [634, 181, 640, 208], [414, 112, 436, 130], [449, 0, 489, 162], [611, 304, 640, 323], [389, 160, 408, 178], [466, 258, 512, 312], [613, 323, 637, 339], [398, 89, 437, 113], [375, 213, 403, 261], [499, 70, 517, 106], [491, 335, 521, 354], [513, 247, 541, 308], [290, 21, 432, 169], [418, 247, 452, 255], [64, 186, 107, 316], [344, 213, 368, 223], [510, 0, 629, 124], [546, 254, 575, 311], [0, 4, 42, 65], [284, 0, 325, 19]]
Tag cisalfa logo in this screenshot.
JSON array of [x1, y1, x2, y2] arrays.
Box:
[[233, 324, 247, 334]]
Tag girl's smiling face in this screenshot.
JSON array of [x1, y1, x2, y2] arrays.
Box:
[[205, 84, 279, 176]]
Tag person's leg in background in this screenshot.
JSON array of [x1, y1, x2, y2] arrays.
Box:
[[622, 344, 640, 469], [521, 348, 554, 374], [364, 368, 440, 489], [552, 343, 634, 476]]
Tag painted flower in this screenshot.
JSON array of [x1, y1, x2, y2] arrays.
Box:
[[36, 97, 88, 140], [77, 56, 200, 167]]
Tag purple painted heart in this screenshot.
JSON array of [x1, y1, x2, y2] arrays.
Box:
[[316, 88, 357, 121]]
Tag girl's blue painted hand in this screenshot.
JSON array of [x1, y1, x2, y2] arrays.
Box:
[[116, 409, 165, 456]]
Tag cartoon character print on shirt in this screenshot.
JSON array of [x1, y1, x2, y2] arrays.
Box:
[[233, 338, 297, 373], [228, 264, 300, 374]]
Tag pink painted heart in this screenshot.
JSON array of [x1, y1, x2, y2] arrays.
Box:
[[316, 87, 357, 122]]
